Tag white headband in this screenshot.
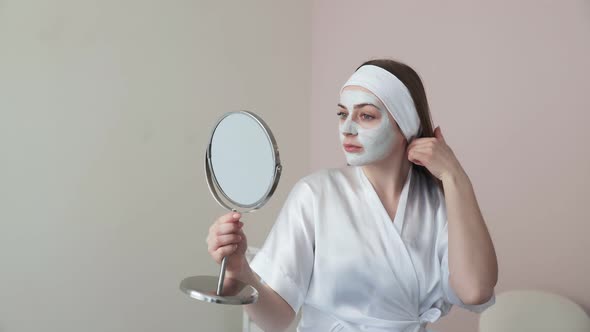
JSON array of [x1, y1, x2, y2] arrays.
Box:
[[340, 64, 422, 142]]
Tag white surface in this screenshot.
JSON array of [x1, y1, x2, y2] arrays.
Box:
[[479, 290, 590, 332]]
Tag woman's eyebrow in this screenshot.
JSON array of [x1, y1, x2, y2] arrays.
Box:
[[337, 103, 379, 110]]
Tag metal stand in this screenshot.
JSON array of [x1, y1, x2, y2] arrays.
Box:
[[179, 209, 258, 305], [179, 248, 258, 305], [180, 111, 283, 306]]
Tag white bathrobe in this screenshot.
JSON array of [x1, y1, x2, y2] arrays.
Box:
[[250, 164, 495, 332]]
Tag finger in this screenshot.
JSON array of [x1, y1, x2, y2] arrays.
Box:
[[412, 145, 433, 154], [434, 126, 445, 142], [408, 137, 433, 147], [409, 142, 436, 156], [408, 155, 423, 165], [409, 138, 436, 150], [409, 150, 429, 159], [216, 222, 244, 236], [216, 211, 242, 225], [212, 234, 242, 251], [408, 150, 426, 166], [214, 244, 239, 261], [409, 137, 428, 147], [236, 228, 246, 241]]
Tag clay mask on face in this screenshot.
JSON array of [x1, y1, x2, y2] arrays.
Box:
[[339, 89, 397, 166]]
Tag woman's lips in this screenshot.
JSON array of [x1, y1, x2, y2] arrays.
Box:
[[343, 144, 362, 152]]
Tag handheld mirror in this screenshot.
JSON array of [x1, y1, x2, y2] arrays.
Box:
[[179, 111, 282, 305]]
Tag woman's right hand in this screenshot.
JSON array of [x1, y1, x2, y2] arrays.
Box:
[[207, 211, 249, 279]]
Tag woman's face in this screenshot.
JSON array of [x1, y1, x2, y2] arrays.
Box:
[[338, 86, 405, 166]]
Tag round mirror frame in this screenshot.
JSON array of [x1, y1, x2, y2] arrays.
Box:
[[205, 110, 283, 213]]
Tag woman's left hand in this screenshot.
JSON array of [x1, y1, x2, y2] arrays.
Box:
[[407, 126, 463, 181]]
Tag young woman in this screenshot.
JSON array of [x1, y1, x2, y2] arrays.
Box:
[[206, 58, 498, 332]]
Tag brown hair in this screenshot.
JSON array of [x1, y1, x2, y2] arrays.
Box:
[[352, 58, 444, 193]]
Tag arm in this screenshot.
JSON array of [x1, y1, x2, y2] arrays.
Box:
[[206, 211, 297, 331], [407, 126, 498, 306], [232, 260, 295, 332], [442, 168, 498, 305]]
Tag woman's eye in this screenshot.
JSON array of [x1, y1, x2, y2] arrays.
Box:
[[361, 113, 375, 120], [336, 111, 348, 119]]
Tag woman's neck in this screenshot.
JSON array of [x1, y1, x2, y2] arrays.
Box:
[[361, 151, 412, 199]]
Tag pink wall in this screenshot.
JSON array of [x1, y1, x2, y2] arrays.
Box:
[[310, 1, 590, 331]]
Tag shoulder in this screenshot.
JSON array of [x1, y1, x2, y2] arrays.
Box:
[[296, 166, 358, 191], [283, 166, 358, 202]]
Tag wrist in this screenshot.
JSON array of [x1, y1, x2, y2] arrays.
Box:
[[442, 166, 468, 185], [226, 257, 253, 281]]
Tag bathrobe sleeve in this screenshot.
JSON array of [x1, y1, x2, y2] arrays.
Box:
[[436, 209, 496, 313], [249, 178, 315, 314]]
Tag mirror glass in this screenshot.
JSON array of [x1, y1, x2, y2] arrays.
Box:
[[210, 112, 277, 208]]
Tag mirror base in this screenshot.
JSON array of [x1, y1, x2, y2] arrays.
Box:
[[179, 275, 258, 305]]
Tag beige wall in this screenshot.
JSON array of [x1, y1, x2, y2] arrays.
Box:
[[310, 1, 590, 331], [0, 0, 310, 331]]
